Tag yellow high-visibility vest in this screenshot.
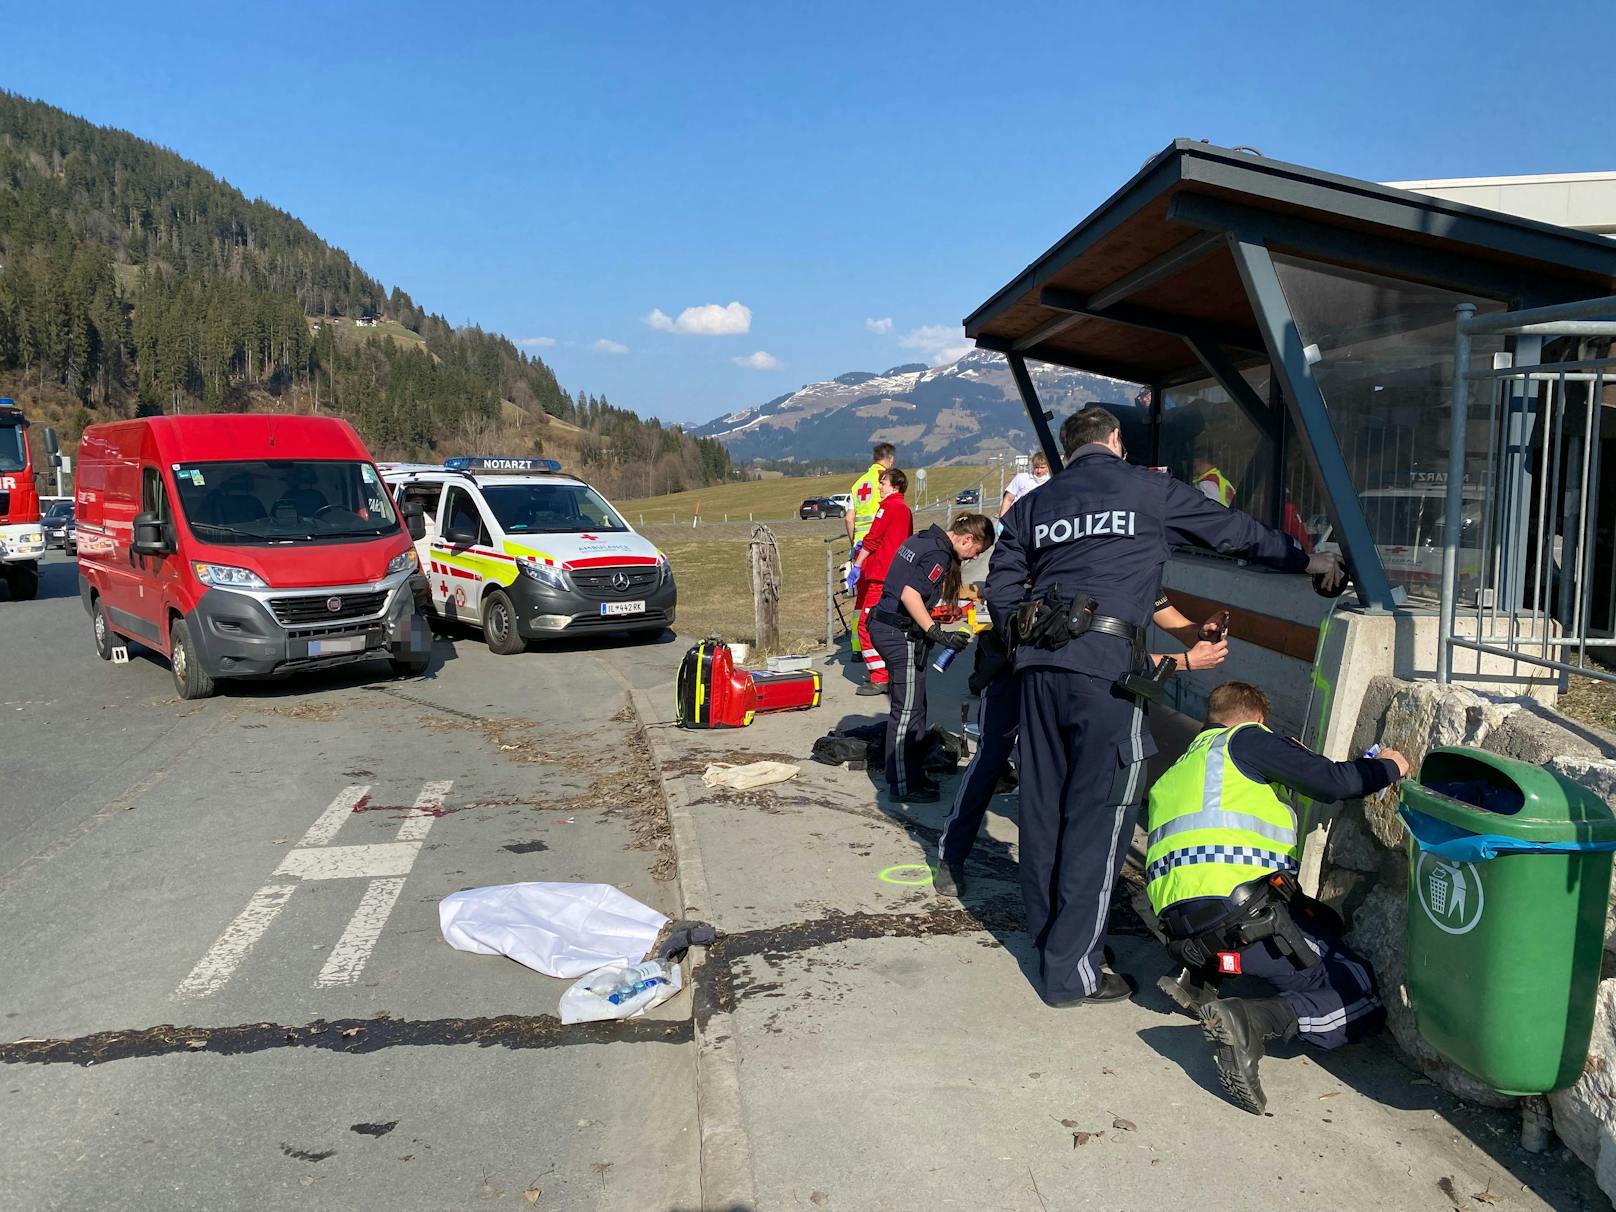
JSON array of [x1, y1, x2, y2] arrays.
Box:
[[1145, 723, 1299, 915]]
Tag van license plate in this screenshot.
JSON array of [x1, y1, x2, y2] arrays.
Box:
[[600, 601, 646, 617], [309, 636, 365, 656]]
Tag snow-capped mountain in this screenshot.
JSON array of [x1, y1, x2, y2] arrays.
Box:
[[696, 349, 1138, 464]]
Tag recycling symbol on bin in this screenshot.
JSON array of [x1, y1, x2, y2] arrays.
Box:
[[1416, 852, 1485, 935]]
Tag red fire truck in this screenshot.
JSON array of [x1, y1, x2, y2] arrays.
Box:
[[0, 398, 57, 602]]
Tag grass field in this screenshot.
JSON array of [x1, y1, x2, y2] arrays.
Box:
[[321, 317, 430, 353], [645, 521, 842, 654], [617, 463, 1007, 524]]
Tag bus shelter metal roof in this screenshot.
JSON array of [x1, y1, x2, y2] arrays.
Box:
[[965, 140, 1616, 611]]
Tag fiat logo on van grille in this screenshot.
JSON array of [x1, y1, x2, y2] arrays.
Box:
[[326, 596, 343, 612]]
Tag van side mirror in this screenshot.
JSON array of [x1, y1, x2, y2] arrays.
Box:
[[44, 427, 59, 456], [402, 502, 426, 541], [132, 511, 173, 556], [444, 521, 478, 546]]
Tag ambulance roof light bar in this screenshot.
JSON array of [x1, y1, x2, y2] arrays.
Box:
[[443, 456, 564, 474]]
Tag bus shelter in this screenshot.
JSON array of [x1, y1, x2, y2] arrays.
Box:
[[964, 140, 1616, 613]]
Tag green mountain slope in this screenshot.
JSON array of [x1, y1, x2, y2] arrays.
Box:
[[0, 91, 731, 494]]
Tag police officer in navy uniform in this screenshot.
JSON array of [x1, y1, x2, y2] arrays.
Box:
[[934, 595, 1231, 897], [869, 514, 996, 803], [984, 408, 1344, 1007]]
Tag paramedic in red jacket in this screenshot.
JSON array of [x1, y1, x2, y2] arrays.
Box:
[[846, 468, 912, 695]]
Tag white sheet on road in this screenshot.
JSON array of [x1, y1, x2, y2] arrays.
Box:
[[438, 881, 668, 978]]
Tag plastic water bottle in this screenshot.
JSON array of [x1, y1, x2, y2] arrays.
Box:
[[932, 643, 964, 673], [605, 961, 666, 1005]]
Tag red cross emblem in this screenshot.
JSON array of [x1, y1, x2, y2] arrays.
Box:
[[580, 533, 598, 541], [857, 481, 873, 502], [438, 580, 449, 596]]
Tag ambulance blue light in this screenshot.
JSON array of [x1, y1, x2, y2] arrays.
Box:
[[444, 456, 563, 473]]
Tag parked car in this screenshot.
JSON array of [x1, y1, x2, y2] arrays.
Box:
[[380, 456, 675, 652], [955, 487, 980, 505], [42, 500, 75, 548], [827, 493, 854, 514], [799, 497, 846, 520], [76, 414, 431, 699]]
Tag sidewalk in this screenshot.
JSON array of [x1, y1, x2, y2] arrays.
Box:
[[635, 653, 1606, 1211]]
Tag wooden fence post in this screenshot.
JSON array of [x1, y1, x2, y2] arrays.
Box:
[[748, 524, 781, 652]]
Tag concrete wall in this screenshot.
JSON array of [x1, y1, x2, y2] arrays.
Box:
[[1321, 676, 1616, 1191]]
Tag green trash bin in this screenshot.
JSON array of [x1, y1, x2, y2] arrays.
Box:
[[1400, 747, 1616, 1095]]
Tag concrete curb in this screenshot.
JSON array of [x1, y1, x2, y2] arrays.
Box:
[[630, 686, 758, 1212]]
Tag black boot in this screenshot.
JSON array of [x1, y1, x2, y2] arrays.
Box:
[[932, 862, 966, 898], [1157, 968, 1216, 1017], [1199, 997, 1298, 1115]]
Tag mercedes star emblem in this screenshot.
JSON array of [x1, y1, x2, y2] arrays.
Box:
[[610, 572, 631, 592]]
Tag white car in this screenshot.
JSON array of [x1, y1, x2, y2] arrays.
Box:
[[380, 457, 675, 654]]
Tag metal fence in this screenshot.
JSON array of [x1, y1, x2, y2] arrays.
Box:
[[1438, 295, 1616, 685]]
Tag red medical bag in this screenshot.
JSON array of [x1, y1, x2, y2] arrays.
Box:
[[675, 640, 822, 728]]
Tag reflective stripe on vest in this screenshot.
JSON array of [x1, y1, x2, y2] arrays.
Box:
[[1198, 466, 1235, 506], [1144, 722, 1298, 915]]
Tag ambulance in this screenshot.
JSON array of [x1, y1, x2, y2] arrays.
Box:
[[380, 457, 676, 653]]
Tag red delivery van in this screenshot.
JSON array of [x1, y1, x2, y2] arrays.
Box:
[[76, 415, 432, 699]]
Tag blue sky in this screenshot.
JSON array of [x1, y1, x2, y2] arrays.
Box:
[[7, 1, 1614, 424]]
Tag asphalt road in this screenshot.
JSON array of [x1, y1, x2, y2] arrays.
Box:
[[0, 551, 700, 1210]]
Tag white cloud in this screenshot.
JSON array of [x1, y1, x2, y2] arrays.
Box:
[[732, 351, 781, 370], [593, 338, 629, 354], [865, 316, 893, 335], [517, 336, 556, 348], [899, 323, 972, 366], [643, 301, 752, 336]]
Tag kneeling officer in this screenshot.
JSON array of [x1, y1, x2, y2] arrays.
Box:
[[1146, 682, 1409, 1114]]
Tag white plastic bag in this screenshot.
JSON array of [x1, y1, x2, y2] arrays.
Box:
[[438, 881, 668, 978], [559, 960, 684, 1024]]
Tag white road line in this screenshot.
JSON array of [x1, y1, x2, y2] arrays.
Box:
[[316, 877, 406, 987], [395, 779, 452, 843], [297, 784, 372, 847], [176, 884, 297, 999], [179, 780, 454, 998], [274, 842, 422, 881]]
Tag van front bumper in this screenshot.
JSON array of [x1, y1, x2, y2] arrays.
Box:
[[506, 573, 677, 639], [189, 572, 427, 679]]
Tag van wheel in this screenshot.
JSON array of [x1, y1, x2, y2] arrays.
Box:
[[169, 615, 217, 700], [5, 565, 39, 601], [482, 589, 526, 655], [92, 595, 114, 660]]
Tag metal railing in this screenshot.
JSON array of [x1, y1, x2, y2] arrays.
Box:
[[1439, 295, 1616, 685]]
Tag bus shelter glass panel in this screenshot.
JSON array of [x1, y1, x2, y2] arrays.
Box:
[[1162, 368, 1275, 526], [1270, 255, 1504, 604]]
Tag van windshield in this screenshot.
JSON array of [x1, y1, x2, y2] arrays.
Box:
[[170, 460, 400, 543], [0, 425, 25, 473], [480, 482, 628, 534]]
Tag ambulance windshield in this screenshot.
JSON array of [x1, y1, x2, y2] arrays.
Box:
[[481, 482, 628, 535], [170, 460, 400, 543], [0, 423, 25, 473]]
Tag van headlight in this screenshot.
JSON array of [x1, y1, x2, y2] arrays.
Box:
[[193, 562, 267, 588], [519, 560, 569, 590], [656, 552, 672, 586], [386, 548, 419, 576]]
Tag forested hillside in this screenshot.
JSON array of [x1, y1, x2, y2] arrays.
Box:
[[0, 92, 732, 495]]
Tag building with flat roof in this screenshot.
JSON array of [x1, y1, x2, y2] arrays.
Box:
[[1388, 171, 1616, 235]]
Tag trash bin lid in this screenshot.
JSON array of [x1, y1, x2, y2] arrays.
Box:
[[1402, 746, 1616, 844]]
